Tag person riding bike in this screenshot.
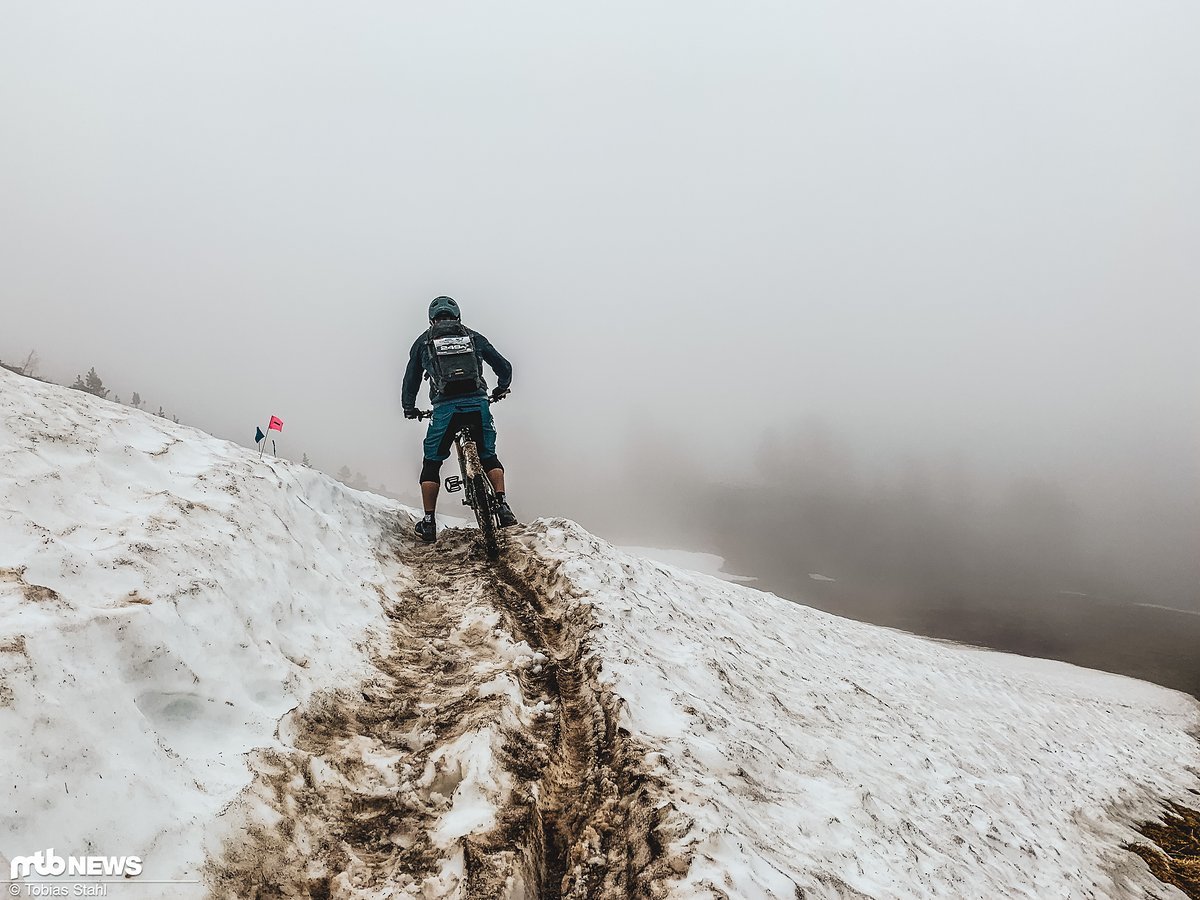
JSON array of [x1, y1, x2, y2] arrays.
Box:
[[402, 296, 518, 543]]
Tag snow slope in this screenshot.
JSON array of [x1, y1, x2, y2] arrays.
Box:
[[620, 546, 755, 583], [0, 367, 402, 889], [2, 366, 1198, 899], [516, 527, 1200, 898]]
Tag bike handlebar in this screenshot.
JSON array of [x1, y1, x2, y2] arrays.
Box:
[[409, 391, 507, 421]]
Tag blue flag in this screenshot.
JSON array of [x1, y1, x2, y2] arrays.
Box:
[[254, 426, 265, 445]]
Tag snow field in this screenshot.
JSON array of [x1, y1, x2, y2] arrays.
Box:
[[525, 521, 1200, 899], [0, 368, 403, 889]]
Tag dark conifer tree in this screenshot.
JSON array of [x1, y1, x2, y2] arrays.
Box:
[[83, 367, 109, 398]]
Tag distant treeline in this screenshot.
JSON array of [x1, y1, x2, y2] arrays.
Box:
[[2, 352, 182, 422], [627, 418, 1198, 616]]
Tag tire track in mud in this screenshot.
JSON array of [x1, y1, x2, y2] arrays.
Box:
[[481, 548, 679, 899], [206, 522, 682, 899]]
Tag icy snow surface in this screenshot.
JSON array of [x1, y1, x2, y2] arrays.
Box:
[[2, 366, 1199, 899], [620, 546, 756, 583], [532, 523, 1200, 898], [0, 368, 403, 890]]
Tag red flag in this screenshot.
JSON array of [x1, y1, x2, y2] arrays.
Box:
[[268, 415, 284, 432]]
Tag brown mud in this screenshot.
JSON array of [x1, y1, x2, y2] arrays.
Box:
[[205, 522, 682, 899], [1129, 798, 1200, 899]]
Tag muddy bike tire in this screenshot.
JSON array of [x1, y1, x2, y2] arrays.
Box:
[[459, 436, 501, 561], [471, 472, 500, 561]]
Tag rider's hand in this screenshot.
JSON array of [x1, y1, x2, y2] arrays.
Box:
[[403, 408, 421, 420], [490, 388, 509, 403]]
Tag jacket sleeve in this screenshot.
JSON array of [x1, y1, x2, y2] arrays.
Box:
[[401, 335, 425, 410], [474, 332, 512, 391]]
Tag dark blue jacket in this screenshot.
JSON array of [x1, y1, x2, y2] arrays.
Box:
[[402, 327, 512, 409]]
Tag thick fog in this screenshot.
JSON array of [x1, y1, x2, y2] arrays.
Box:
[[3, 3, 1197, 629]]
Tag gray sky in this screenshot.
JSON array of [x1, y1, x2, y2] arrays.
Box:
[[2, 2, 1197, 600]]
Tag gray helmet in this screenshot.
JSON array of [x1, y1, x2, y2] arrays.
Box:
[[428, 296, 461, 321]]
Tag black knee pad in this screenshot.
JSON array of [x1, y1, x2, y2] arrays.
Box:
[[480, 456, 502, 472], [419, 459, 443, 484]]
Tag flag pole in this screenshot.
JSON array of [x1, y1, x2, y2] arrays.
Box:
[[259, 427, 266, 459]]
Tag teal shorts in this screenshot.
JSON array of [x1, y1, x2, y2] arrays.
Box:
[[423, 396, 498, 463]]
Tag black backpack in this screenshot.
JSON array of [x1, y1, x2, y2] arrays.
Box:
[[426, 320, 484, 398]]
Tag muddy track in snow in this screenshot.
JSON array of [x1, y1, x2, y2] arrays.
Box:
[[483, 549, 676, 898], [206, 523, 680, 899]]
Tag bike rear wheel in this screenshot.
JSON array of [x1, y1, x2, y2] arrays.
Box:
[[471, 472, 500, 561], [460, 437, 500, 561]]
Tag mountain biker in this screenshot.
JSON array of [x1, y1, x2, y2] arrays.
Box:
[[402, 296, 518, 543]]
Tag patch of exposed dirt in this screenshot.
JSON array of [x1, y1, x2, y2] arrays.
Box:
[[1129, 801, 1200, 898], [205, 521, 682, 899], [0, 565, 62, 604], [0, 635, 27, 654]]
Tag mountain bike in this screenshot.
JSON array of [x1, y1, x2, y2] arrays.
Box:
[[413, 404, 504, 561]]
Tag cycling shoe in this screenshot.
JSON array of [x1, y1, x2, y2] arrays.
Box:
[[495, 500, 518, 528]]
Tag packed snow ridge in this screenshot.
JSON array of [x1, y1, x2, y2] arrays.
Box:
[[1, 365, 1198, 899]]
